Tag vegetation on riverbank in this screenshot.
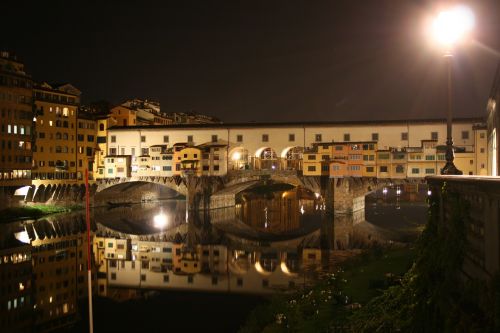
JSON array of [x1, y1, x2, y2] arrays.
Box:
[[0, 204, 83, 223]]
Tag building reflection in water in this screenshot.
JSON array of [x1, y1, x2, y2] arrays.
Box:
[[0, 189, 427, 332], [235, 187, 316, 234]]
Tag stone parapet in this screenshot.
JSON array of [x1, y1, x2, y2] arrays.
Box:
[[427, 175, 500, 280]]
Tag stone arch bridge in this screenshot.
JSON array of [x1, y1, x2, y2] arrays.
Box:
[[21, 171, 425, 213]]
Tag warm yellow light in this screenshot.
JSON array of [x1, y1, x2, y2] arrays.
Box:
[[153, 213, 167, 228], [432, 6, 474, 46], [232, 152, 241, 161]]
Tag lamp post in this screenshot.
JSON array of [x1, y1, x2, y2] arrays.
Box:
[[431, 6, 474, 175]]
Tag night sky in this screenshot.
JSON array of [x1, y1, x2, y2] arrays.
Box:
[[2, 0, 500, 122]]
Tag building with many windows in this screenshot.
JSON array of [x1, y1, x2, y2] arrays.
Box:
[[32, 83, 81, 184], [76, 110, 98, 180], [103, 118, 486, 179], [0, 51, 34, 186]]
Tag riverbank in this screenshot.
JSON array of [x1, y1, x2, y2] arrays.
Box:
[[0, 204, 83, 223], [239, 246, 416, 332]]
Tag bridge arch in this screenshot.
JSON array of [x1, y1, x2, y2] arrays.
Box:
[[281, 146, 303, 170], [94, 179, 188, 205], [254, 147, 278, 170], [228, 147, 249, 170]]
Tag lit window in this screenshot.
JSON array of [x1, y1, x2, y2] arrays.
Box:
[[49, 121, 53, 127]]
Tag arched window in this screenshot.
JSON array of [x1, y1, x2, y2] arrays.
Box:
[[99, 123, 104, 131]]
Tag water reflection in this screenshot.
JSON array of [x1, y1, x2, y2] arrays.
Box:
[[236, 187, 318, 234], [0, 187, 428, 332], [93, 200, 186, 235]]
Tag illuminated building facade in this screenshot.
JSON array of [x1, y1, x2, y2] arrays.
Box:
[[104, 118, 486, 179], [0, 51, 34, 186], [32, 83, 81, 184]]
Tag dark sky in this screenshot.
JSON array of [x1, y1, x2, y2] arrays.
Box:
[[2, 0, 500, 122]]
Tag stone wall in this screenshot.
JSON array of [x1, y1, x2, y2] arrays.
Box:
[[427, 175, 500, 281]]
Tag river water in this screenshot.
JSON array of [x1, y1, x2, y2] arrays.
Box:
[[0, 186, 427, 332]]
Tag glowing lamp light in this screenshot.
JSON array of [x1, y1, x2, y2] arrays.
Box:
[[382, 188, 388, 195], [153, 213, 167, 229], [432, 6, 474, 46], [232, 151, 241, 161], [396, 188, 402, 195], [314, 192, 320, 199], [427, 190, 432, 196]]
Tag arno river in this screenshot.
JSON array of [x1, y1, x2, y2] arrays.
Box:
[[1, 185, 427, 332]]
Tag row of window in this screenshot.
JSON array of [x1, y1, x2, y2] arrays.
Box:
[[1, 108, 32, 120], [123, 131, 475, 144], [0, 92, 32, 104], [34, 91, 76, 104], [1, 139, 32, 150], [307, 164, 437, 174], [78, 121, 95, 130], [31, 172, 82, 180], [2, 124, 32, 135], [0, 154, 31, 164], [37, 119, 73, 128], [0, 170, 31, 180], [110, 271, 250, 287], [37, 106, 73, 117], [37, 159, 85, 168], [0, 75, 32, 89]]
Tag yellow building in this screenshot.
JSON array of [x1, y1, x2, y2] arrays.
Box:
[[76, 111, 98, 180], [93, 114, 117, 179], [473, 124, 488, 175], [178, 147, 203, 176], [110, 105, 136, 127], [361, 143, 377, 177], [303, 143, 331, 176], [32, 83, 81, 185], [0, 51, 34, 186]]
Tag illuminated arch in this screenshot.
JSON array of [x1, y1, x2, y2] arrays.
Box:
[[229, 147, 249, 170], [255, 147, 278, 170]]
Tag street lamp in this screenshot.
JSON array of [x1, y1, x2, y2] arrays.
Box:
[[431, 5, 474, 175]]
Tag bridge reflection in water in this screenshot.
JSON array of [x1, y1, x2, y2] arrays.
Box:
[[0, 185, 427, 331]]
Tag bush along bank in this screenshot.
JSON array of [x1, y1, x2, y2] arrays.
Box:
[[348, 183, 500, 332], [0, 204, 83, 223]]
